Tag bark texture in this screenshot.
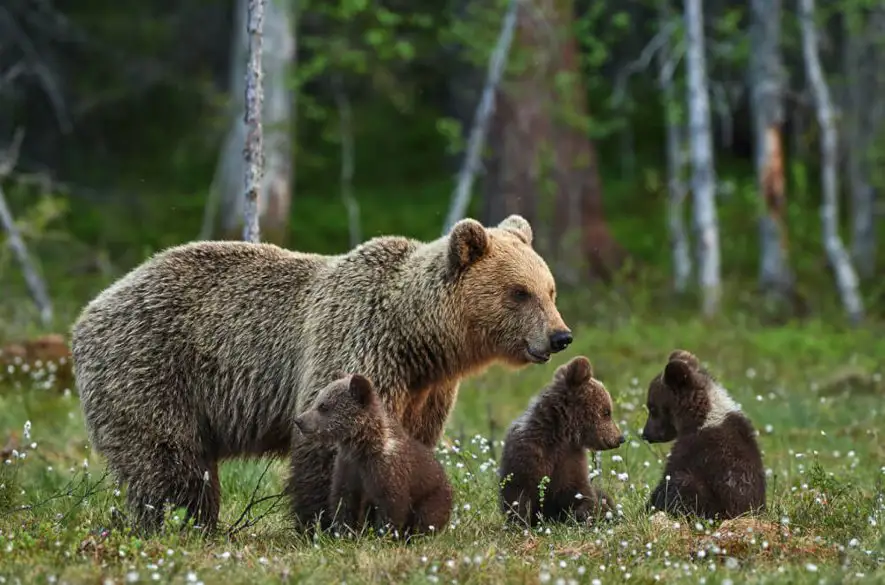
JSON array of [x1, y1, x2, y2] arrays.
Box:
[[799, 0, 864, 322], [684, 0, 721, 317]]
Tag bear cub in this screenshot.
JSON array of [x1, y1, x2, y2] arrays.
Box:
[[641, 349, 766, 520], [293, 373, 453, 539], [498, 355, 626, 526]]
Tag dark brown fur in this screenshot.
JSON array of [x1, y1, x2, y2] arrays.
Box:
[[498, 356, 625, 526], [641, 350, 766, 520], [70, 215, 569, 533], [293, 374, 453, 539]]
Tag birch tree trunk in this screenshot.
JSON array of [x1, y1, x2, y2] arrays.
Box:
[[684, 0, 721, 317], [202, 0, 295, 245], [657, 1, 691, 293], [750, 0, 793, 300], [442, 0, 519, 235], [0, 130, 52, 326], [799, 0, 864, 322]]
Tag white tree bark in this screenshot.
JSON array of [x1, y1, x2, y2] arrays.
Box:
[[242, 0, 265, 243], [0, 130, 52, 326], [799, 0, 864, 322], [657, 2, 691, 293], [684, 0, 721, 317], [442, 0, 520, 235], [202, 0, 295, 243], [750, 0, 793, 297]]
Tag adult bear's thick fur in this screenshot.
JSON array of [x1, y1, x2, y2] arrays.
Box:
[[70, 215, 572, 533]]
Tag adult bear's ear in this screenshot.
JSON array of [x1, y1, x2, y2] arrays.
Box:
[[448, 218, 489, 271], [349, 374, 375, 407], [497, 214, 533, 246]]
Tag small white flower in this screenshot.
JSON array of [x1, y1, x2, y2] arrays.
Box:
[[126, 572, 139, 583], [806, 563, 818, 572]]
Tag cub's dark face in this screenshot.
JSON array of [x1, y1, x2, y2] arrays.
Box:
[[640, 349, 710, 441], [555, 356, 626, 451], [292, 373, 376, 443], [641, 373, 677, 443]]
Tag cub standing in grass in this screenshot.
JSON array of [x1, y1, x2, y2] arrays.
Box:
[[293, 373, 453, 539], [640, 349, 766, 520], [498, 355, 626, 526]]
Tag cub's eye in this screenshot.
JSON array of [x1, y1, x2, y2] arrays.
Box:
[[510, 286, 532, 302], [317, 402, 329, 413], [647, 405, 657, 417], [603, 408, 612, 418]]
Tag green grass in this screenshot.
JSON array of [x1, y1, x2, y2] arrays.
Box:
[[1, 290, 884, 585]]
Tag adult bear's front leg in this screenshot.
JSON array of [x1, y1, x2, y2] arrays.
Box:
[[287, 433, 338, 532], [404, 381, 459, 448]]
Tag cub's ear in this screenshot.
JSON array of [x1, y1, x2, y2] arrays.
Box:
[[497, 214, 533, 246], [349, 374, 375, 407], [667, 349, 699, 369], [557, 355, 593, 387], [663, 359, 694, 391], [449, 218, 489, 271]]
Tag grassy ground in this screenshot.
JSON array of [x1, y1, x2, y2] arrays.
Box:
[[1, 287, 883, 584]]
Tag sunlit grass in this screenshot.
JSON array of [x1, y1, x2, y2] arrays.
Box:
[[1, 294, 883, 584]]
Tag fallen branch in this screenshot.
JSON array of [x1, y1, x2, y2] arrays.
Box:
[[0, 129, 53, 326], [442, 0, 520, 235]]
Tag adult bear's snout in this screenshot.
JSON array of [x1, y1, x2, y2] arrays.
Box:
[[549, 330, 573, 353]]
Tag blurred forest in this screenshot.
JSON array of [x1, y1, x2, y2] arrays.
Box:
[[1, 0, 884, 329]]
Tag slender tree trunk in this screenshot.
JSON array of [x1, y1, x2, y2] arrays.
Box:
[[203, 0, 295, 245], [332, 75, 361, 248], [0, 130, 52, 326], [442, 0, 519, 235], [750, 0, 793, 302], [242, 0, 265, 243], [657, 1, 691, 293], [799, 0, 864, 323], [684, 0, 721, 317]]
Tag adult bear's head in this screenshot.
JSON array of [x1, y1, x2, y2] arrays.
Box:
[[446, 215, 572, 367]]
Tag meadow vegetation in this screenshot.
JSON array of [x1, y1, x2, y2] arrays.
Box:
[[1, 224, 884, 583]]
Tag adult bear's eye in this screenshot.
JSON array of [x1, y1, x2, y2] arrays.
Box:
[[510, 286, 532, 302]]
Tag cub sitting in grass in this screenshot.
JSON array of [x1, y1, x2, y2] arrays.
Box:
[[640, 349, 766, 520], [293, 373, 453, 539], [498, 355, 626, 527]]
